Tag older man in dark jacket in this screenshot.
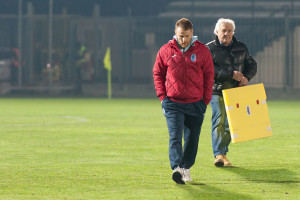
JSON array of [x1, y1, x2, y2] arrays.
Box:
[[206, 18, 257, 167]]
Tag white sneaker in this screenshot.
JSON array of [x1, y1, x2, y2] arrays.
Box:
[[183, 168, 192, 182], [172, 167, 185, 184]]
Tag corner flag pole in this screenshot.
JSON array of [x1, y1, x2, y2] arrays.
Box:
[[107, 69, 111, 99], [104, 47, 112, 99]]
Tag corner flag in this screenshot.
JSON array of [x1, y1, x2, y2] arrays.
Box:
[[103, 47, 112, 99], [104, 47, 112, 71]]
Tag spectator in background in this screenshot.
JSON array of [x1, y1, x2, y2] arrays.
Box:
[[206, 18, 257, 167], [153, 18, 214, 184], [75, 44, 87, 93], [10, 48, 19, 84]]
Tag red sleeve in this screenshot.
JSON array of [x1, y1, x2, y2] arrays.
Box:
[[153, 47, 167, 101], [202, 49, 215, 105]]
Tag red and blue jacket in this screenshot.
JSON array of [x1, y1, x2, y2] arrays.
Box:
[[153, 38, 214, 105]]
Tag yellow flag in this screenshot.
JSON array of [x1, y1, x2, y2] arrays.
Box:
[[104, 47, 112, 71]]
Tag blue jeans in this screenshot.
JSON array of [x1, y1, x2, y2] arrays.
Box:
[[211, 95, 231, 157], [162, 97, 207, 170]]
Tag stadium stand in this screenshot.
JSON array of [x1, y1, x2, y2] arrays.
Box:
[[159, 0, 300, 18]]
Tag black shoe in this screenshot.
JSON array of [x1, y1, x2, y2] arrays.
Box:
[[172, 167, 185, 184]]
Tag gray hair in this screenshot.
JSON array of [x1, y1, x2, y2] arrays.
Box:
[[214, 18, 236, 35]]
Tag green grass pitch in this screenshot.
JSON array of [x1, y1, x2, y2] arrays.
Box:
[[0, 98, 299, 200]]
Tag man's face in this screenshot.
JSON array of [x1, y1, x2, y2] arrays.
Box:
[[175, 27, 193, 49], [216, 23, 234, 46]]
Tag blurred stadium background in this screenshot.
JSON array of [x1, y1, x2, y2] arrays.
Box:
[[0, 0, 299, 99]]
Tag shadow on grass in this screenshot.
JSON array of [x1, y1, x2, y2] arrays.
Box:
[[221, 166, 299, 184], [173, 167, 299, 200], [178, 182, 255, 200]]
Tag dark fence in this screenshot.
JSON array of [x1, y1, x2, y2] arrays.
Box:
[[0, 2, 300, 96]]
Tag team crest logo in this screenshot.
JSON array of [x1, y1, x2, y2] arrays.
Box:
[[191, 54, 196, 62]]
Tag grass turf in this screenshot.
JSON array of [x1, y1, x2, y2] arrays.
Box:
[[0, 98, 299, 200]]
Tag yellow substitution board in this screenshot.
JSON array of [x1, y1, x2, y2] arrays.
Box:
[[222, 83, 272, 143]]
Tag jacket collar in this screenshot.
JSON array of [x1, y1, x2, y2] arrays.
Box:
[[171, 36, 198, 52]]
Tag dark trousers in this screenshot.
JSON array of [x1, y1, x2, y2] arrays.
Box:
[[162, 97, 207, 170]]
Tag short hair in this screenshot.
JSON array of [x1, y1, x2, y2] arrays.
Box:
[[175, 18, 193, 31], [214, 18, 236, 35]]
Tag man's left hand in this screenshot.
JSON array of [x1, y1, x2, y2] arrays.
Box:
[[240, 77, 248, 86]]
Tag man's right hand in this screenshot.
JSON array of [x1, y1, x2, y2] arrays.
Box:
[[232, 71, 244, 82]]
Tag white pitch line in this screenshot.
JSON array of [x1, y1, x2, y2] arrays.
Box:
[[0, 116, 88, 127]]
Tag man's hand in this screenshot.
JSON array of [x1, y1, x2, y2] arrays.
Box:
[[240, 77, 248, 86], [232, 71, 244, 81]]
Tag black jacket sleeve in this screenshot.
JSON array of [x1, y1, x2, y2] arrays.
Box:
[[243, 51, 257, 81]]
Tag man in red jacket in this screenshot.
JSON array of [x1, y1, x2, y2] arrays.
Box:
[[153, 18, 214, 184]]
